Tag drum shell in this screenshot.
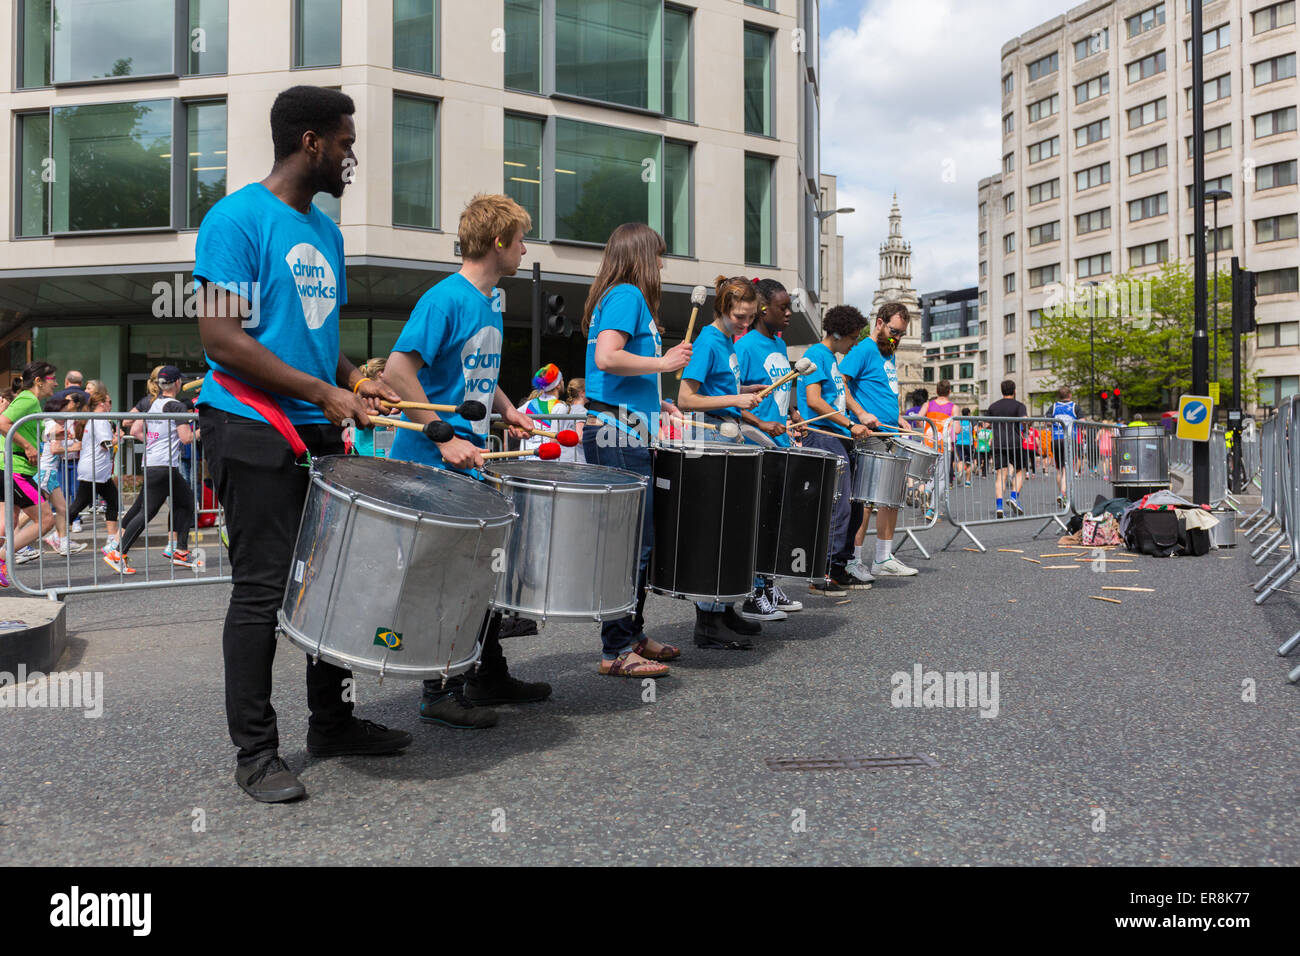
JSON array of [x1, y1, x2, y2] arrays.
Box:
[[1209, 508, 1237, 548], [279, 456, 514, 680], [754, 447, 837, 579], [850, 449, 909, 507], [889, 436, 941, 481], [484, 461, 647, 622], [650, 443, 762, 603]]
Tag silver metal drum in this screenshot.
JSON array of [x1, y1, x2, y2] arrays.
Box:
[[850, 449, 909, 507], [888, 435, 941, 482], [1209, 508, 1237, 548], [1111, 425, 1170, 485], [483, 461, 647, 623], [279, 456, 515, 681]]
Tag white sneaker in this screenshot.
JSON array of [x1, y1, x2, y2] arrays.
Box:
[[14, 546, 40, 565], [71, 519, 83, 533], [871, 556, 919, 577], [739, 588, 787, 622], [844, 559, 876, 584]]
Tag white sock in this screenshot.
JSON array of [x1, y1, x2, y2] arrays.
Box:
[[853, 545, 863, 562], [875, 539, 892, 564]]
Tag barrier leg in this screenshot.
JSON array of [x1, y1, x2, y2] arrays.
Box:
[[1254, 562, 1297, 605], [1287, 658, 1300, 684], [1251, 530, 1284, 563], [901, 528, 931, 561], [1277, 628, 1300, 657], [1253, 555, 1294, 592], [942, 524, 985, 553]]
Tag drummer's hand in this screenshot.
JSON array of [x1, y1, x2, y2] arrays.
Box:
[[788, 421, 809, 440], [740, 383, 768, 394], [760, 420, 786, 437], [736, 392, 763, 411], [321, 386, 373, 429], [850, 423, 870, 440], [660, 341, 693, 373], [857, 412, 880, 429], [439, 436, 484, 471], [356, 377, 402, 414], [501, 405, 535, 441]]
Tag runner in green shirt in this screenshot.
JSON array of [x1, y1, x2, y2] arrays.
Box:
[[975, 422, 993, 478], [0, 362, 64, 581]]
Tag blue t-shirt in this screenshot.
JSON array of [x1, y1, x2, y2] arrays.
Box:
[[193, 183, 345, 426], [388, 272, 502, 471], [1050, 400, 1078, 439], [584, 284, 662, 429], [796, 342, 850, 438], [955, 419, 974, 446], [735, 329, 792, 447], [839, 336, 900, 428], [682, 325, 742, 418]]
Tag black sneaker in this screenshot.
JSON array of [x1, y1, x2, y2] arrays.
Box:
[[830, 567, 871, 591], [809, 577, 847, 597], [466, 672, 552, 706], [996, 508, 1005, 519], [739, 588, 787, 622], [497, 616, 539, 638], [419, 688, 499, 729], [235, 754, 306, 803], [307, 718, 413, 758]]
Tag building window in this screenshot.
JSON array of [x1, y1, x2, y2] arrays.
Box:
[[504, 0, 541, 92], [664, 6, 692, 122], [294, 0, 341, 68], [392, 94, 438, 229], [1129, 239, 1169, 267], [960, 362, 975, 379], [744, 153, 774, 265], [1253, 1, 1296, 34], [1004, 232, 1016, 253], [1004, 313, 1016, 333], [186, 99, 227, 229], [1257, 323, 1300, 347], [1027, 136, 1060, 164], [1028, 220, 1060, 245], [1259, 376, 1300, 407], [1129, 192, 1168, 222], [1004, 353, 1017, 373], [1257, 268, 1300, 295], [17, 0, 52, 88], [1075, 73, 1109, 104], [1075, 27, 1108, 61], [504, 113, 543, 238], [1129, 144, 1168, 176], [1027, 178, 1060, 205], [980, 291, 988, 307], [1076, 252, 1111, 278], [1002, 73, 1014, 96], [1004, 273, 1016, 293], [1029, 308, 1043, 327], [1185, 22, 1230, 59], [1126, 3, 1165, 38], [1003, 152, 1015, 174], [15, 113, 50, 237], [1185, 75, 1231, 110], [1127, 51, 1166, 85], [1075, 117, 1109, 148], [53, 0, 185, 81], [1127, 97, 1167, 130], [923, 367, 935, 383], [1254, 53, 1297, 87], [1076, 161, 1111, 191], [1004, 193, 1015, 213], [1255, 160, 1297, 191], [980, 231, 988, 249], [1076, 207, 1111, 234], [1256, 214, 1299, 243], [1027, 94, 1059, 123], [939, 363, 955, 380], [1187, 123, 1232, 157], [1255, 107, 1298, 139], [394, 0, 437, 74], [1186, 225, 1232, 252], [187, 0, 229, 75], [1026, 52, 1059, 82], [743, 0, 772, 7], [1030, 350, 1048, 370], [980, 261, 988, 279], [1028, 264, 1060, 288], [1186, 174, 1231, 206], [979, 200, 988, 220], [1003, 112, 1015, 136], [556, 0, 664, 112], [743, 26, 774, 136], [662, 140, 691, 257]]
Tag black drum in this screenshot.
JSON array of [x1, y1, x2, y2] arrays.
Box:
[[650, 442, 762, 603], [754, 446, 839, 580]]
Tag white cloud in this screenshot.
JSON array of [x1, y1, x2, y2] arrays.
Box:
[[821, 0, 1065, 305]]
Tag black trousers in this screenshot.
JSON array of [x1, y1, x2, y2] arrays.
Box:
[[68, 478, 119, 524], [421, 610, 506, 697], [200, 408, 354, 765], [119, 467, 192, 553]]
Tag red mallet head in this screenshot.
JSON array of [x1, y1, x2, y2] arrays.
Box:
[[537, 442, 562, 460], [555, 429, 579, 447]]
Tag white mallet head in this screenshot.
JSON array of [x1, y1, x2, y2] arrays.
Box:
[[690, 285, 708, 306], [719, 421, 742, 440], [793, 356, 815, 375]]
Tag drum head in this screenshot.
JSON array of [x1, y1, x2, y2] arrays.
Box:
[[484, 460, 645, 488], [655, 440, 763, 457], [889, 436, 932, 457], [314, 455, 512, 520]]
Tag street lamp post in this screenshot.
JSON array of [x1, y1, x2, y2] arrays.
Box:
[[1085, 280, 1099, 418], [815, 206, 854, 221], [1206, 189, 1231, 389]]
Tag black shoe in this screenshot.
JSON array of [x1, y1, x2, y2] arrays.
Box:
[[419, 688, 499, 729], [723, 605, 762, 636], [466, 671, 552, 706], [694, 609, 754, 650], [235, 754, 306, 803], [497, 616, 538, 638], [830, 567, 871, 591], [307, 718, 413, 758], [809, 577, 847, 597]]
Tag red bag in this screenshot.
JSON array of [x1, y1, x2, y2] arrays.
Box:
[[198, 484, 218, 528]]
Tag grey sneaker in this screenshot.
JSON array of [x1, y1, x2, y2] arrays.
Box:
[[871, 556, 919, 577], [235, 754, 306, 803]]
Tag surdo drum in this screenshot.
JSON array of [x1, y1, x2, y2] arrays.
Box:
[[754, 445, 839, 580], [850, 447, 909, 508], [279, 456, 514, 681]]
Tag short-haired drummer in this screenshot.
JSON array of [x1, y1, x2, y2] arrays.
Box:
[[382, 193, 550, 730]]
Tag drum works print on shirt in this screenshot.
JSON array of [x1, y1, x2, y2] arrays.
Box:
[[764, 351, 792, 417], [285, 242, 339, 330], [461, 325, 503, 436]]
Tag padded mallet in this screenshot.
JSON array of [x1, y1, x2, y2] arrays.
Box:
[[481, 441, 562, 461], [369, 416, 455, 443], [675, 285, 710, 381], [755, 356, 815, 401]]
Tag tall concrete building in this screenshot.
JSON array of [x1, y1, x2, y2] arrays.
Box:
[[871, 194, 924, 397], [919, 286, 980, 408], [1, 0, 827, 405], [980, 0, 1297, 415]]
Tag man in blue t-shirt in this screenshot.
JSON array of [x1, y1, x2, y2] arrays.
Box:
[[195, 86, 411, 804], [382, 193, 548, 730], [1050, 385, 1080, 504]]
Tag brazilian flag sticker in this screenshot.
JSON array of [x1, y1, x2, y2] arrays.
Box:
[[374, 628, 403, 651]]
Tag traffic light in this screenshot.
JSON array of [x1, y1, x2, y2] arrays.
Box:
[[542, 292, 571, 337], [1111, 386, 1122, 418], [1231, 258, 1256, 335]]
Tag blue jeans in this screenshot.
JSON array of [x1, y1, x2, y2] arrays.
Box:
[[803, 429, 862, 571], [582, 422, 654, 659]]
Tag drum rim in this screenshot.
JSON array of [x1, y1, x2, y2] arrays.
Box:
[[482, 460, 648, 491], [311, 455, 515, 524], [760, 445, 840, 461], [885, 435, 938, 456], [653, 440, 764, 456]]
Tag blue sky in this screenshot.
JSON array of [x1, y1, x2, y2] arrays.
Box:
[[819, 0, 1068, 305]]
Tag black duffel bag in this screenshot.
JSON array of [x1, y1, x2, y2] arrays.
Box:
[[1178, 523, 1211, 557], [1125, 509, 1180, 557]]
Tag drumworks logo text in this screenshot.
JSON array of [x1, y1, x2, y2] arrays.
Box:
[[890, 664, 999, 718], [0, 665, 104, 718]]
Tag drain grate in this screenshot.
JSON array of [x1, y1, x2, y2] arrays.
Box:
[[766, 753, 939, 772]]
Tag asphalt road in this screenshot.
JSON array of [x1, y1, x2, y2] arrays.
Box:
[[2, 509, 1297, 866]]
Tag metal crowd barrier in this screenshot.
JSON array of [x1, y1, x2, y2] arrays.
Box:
[[1241, 417, 1277, 538], [3, 410, 230, 598], [1255, 398, 1297, 601]]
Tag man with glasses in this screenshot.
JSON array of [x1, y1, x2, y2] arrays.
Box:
[[839, 302, 920, 578]]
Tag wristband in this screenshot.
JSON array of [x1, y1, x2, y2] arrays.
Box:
[[352, 376, 370, 394]]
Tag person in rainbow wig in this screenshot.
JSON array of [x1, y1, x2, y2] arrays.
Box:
[[517, 363, 575, 460]]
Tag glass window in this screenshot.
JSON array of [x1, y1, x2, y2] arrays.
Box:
[[1003, 152, 1014, 173], [743, 26, 773, 136], [1075, 162, 1110, 191], [1076, 253, 1111, 278], [1074, 26, 1108, 60], [1076, 207, 1111, 234], [1256, 323, 1300, 348], [1128, 192, 1168, 222], [1255, 214, 1299, 243], [20, 0, 53, 88], [1075, 73, 1109, 104], [1027, 94, 1059, 123], [1075, 118, 1109, 148], [1253, 1, 1296, 34], [1004, 273, 1016, 293], [744, 154, 774, 265], [960, 362, 975, 379], [504, 0, 541, 92], [16, 113, 51, 237], [1128, 144, 1168, 176], [1002, 73, 1014, 95], [187, 0, 228, 75], [504, 114, 543, 239], [555, 118, 661, 244], [1184, 22, 1229, 58], [1257, 269, 1299, 295], [1029, 309, 1043, 328], [1126, 51, 1166, 85], [1004, 193, 1015, 213], [556, 0, 662, 112], [663, 140, 691, 257], [1003, 112, 1014, 135], [1027, 178, 1059, 205], [295, 0, 341, 68], [1026, 52, 1058, 82], [313, 191, 340, 223], [1254, 53, 1297, 87], [1129, 240, 1168, 267], [392, 94, 438, 229], [186, 100, 226, 229], [1127, 97, 1167, 130], [1004, 353, 1016, 373], [1186, 123, 1231, 157], [744, 0, 772, 7], [1255, 159, 1298, 190], [1185, 174, 1231, 205], [394, 0, 437, 75], [1254, 107, 1298, 139], [664, 6, 691, 122], [53, 0, 175, 82], [1259, 376, 1300, 406], [1185, 225, 1231, 252], [1004, 232, 1015, 253], [1028, 264, 1060, 288], [1126, 3, 1165, 38], [50, 99, 172, 232], [1028, 220, 1060, 245], [1185, 75, 1230, 110], [1028, 136, 1059, 164]]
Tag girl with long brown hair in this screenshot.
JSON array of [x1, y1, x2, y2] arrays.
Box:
[[582, 222, 692, 678]]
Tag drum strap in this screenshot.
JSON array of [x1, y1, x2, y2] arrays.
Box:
[[211, 370, 311, 465]]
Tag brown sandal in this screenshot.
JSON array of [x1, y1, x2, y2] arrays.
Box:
[[632, 638, 681, 662], [598, 652, 669, 678]]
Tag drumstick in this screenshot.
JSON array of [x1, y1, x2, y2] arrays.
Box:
[[683, 418, 742, 439], [384, 399, 488, 420], [369, 416, 455, 443], [675, 285, 710, 381], [755, 356, 815, 400], [182, 378, 204, 393], [491, 421, 581, 445], [481, 442, 562, 461], [803, 422, 906, 439]]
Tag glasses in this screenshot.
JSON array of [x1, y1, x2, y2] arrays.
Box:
[[885, 326, 907, 338]]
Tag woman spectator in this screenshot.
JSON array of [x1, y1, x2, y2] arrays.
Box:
[[564, 378, 587, 463], [68, 383, 124, 558]]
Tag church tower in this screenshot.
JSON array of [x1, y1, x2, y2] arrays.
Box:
[[871, 194, 925, 402]]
